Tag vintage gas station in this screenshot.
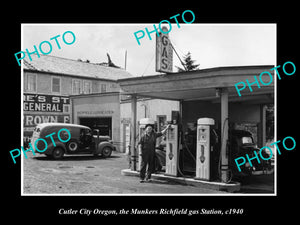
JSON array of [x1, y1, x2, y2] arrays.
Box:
[[119, 66, 274, 192], [119, 28, 274, 192]]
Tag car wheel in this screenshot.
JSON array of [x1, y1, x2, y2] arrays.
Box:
[[102, 147, 112, 158], [67, 141, 79, 152], [52, 147, 64, 159]]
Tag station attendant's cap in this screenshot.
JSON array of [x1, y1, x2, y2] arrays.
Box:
[[145, 124, 154, 129]]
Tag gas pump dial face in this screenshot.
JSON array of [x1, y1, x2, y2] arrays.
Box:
[[198, 126, 208, 142], [168, 130, 175, 140], [199, 132, 207, 142]]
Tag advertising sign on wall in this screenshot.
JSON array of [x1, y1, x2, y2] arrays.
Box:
[[23, 114, 70, 132], [23, 94, 71, 135], [23, 94, 70, 113]]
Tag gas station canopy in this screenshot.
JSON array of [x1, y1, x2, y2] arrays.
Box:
[[118, 65, 275, 183], [118, 65, 274, 103]]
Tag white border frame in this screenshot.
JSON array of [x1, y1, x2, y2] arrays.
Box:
[[21, 23, 277, 197]]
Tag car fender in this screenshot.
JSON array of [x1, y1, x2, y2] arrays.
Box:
[[95, 142, 115, 154], [44, 142, 66, 154]]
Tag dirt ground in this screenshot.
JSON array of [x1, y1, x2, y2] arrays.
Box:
[[22, 151, 229, 195]]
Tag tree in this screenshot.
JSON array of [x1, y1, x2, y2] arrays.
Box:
[[176, 52, 200, 72]]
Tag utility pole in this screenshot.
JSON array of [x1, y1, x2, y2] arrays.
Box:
[[130, 94, 137, 171], [124, 50, 127, 70]]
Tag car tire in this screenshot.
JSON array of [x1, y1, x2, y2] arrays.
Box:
[[101, 146, 112, 158], [67, 140, 79, 152], [52, 147, 64, 159]]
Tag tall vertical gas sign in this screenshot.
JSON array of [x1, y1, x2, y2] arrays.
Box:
[[155, 26, 173, 73]]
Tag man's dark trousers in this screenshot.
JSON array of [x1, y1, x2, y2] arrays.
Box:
[[140, 149, 155, 180]]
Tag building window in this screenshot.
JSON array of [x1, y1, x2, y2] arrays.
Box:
[[63, 105, 70, 113], [157, 115, 167, 132], [101, 84, 107, 93], [83, 80, 92, 94], [72, 79, 82, 95], [27, 74, 36, 92], [110, 83, 118, 89], [52, 77, 60, 94], [156, 115, 167, 145]]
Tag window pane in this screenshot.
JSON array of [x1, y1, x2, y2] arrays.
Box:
[[73, 80, 81, 94], [27, 74, 36, 92], [52, 77, 60, 93], [242, 137, 253, 144], [101, 84, 106, 93], [83, 81, 92, 94]]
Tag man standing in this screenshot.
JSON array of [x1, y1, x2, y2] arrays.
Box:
[[138, 123, 171, 183]]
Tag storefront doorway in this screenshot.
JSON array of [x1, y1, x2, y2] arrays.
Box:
[[79, 117, 112, 137]]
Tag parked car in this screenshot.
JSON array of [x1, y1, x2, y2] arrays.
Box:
[[228, 129, 272, 176], [31, 123, 116, 159]]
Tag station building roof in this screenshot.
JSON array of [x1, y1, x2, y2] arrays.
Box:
[[23, 54, 134, 81]]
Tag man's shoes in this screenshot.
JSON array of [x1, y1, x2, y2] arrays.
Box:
[[146, 178, 152, 182], [140, 179, 145, 183]]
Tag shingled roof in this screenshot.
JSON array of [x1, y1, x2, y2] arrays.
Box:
[[23, 54, 133, 80]]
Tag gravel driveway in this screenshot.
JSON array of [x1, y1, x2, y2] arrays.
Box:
[[22, 151, 226, 195]]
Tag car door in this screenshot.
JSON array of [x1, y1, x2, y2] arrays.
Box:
[[80, 128, 93, 149]]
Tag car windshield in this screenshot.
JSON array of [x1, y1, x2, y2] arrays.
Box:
[[241, 136, 254, 144]]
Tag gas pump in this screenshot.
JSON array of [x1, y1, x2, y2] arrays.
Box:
[[165, 117, 179, 176], [137, 118, 155, 171], [195, 118, 215, 180]]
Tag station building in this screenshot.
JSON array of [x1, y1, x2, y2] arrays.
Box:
[[23, 54, 132, 143]]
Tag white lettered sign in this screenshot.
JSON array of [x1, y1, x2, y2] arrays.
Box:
[[155, 27, 173, 73]]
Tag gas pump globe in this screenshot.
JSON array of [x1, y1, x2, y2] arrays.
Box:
[[196, 118, 215, 180]]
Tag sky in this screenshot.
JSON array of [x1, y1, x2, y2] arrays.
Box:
[[22, 24, 276, 77]]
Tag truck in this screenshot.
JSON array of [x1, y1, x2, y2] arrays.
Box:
[[31, 123, 116, 159]]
